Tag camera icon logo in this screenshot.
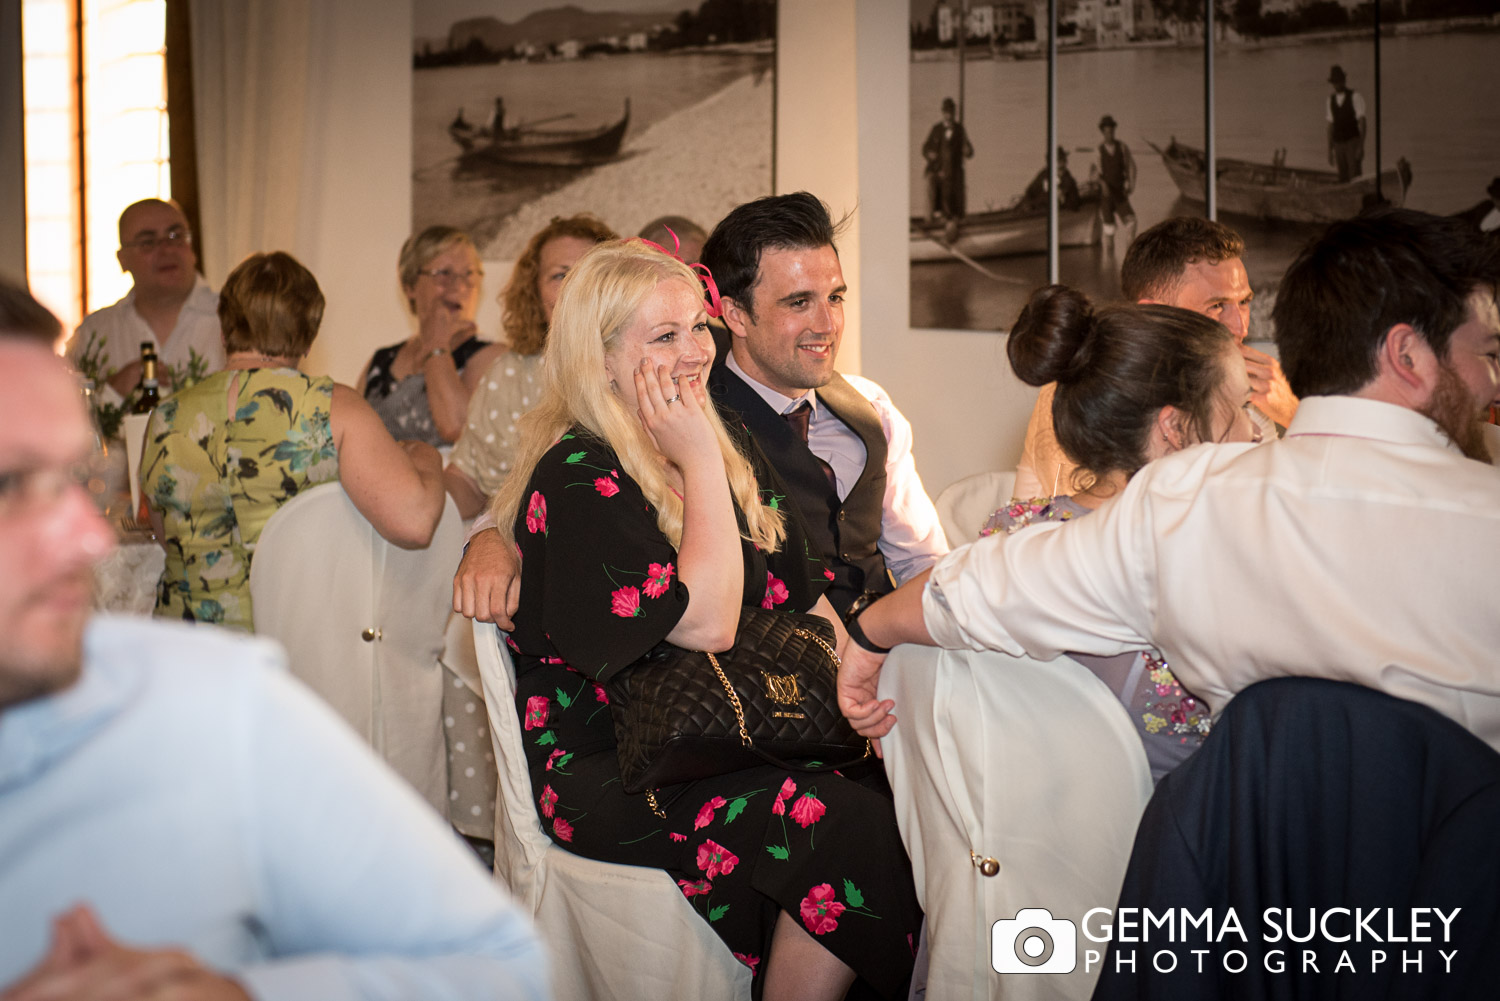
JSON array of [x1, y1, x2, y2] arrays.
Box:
[[992, 908, 1078, 974]]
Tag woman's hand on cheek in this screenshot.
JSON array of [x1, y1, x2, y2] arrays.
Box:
[[635, 360, 719, 474]]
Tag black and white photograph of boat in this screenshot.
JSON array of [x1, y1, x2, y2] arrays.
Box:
[[413, 0, 775, 259], [909, 0, 1499, 334]]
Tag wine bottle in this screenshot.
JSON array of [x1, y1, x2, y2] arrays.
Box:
[[133, 342, 160, 414]]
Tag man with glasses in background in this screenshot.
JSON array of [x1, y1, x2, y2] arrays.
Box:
[[66, 198, 225, 401]]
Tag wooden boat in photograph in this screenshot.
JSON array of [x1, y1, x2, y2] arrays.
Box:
[[1147, 139, 1412, 224], [910, 188, 1102, 262], [450, 99, 630, 167]]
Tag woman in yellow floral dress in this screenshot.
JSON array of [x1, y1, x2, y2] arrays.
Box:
[[143, 251, 447, 631]]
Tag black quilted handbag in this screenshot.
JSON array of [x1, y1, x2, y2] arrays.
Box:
[[609, 606, 873, 795]]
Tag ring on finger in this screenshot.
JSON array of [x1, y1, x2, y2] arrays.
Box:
[[664, 394, 682, 404]]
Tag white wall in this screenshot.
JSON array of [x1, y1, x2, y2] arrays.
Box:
[[286, 0, 415, 385]]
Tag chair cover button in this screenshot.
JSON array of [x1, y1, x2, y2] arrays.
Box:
[[361, 627, 379, 642]]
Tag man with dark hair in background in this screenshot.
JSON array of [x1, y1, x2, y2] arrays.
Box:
[[0, 280, 547, 999], [1015, 216, 1298, 498], [701, 191, 948, 617]]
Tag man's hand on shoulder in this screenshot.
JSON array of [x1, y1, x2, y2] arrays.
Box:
[[2, 905, 252, 1001], [453, 527, 520, 630], [1240, 342, 1299, 429]]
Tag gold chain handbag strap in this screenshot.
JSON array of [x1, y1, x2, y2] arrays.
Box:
[[642, 623, 850, 820]]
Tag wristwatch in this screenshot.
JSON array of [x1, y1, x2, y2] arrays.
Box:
[[845, 606, 891, 655], [426, 346, 450, 360]]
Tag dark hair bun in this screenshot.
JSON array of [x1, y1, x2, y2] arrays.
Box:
[[1007, 284, 1096, 387]]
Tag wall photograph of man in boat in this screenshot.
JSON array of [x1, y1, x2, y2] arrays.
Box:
[[909, 0, 1500, 334], [413, 0, 775, 261]]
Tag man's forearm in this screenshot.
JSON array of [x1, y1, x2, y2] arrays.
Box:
[[859, 569, 936, 651]]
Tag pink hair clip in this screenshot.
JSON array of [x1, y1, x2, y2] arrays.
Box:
[[636, 227, 723, 319]]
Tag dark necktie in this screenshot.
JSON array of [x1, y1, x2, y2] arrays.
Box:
[[783, 401, 839, 495]]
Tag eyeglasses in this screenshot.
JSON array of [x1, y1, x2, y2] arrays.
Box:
[[419, 268, 484, 286], [121, 228, 193, 252], [0, 451, 113, 520]]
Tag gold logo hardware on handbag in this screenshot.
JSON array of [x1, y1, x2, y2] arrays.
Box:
[[761, 670, 805, 717]]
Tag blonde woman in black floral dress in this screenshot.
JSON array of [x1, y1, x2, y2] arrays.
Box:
[[488, 240, 920, 1000]]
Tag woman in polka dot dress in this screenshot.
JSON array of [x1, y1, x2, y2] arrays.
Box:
[[445, 214, 618, 518]]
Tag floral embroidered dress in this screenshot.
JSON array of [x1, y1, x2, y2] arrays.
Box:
[[507, 429, 921, 999], [982, 497, 1213, 783], [142, 368, 338, 632]]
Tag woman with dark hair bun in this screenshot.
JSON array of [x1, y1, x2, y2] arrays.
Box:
[[980, 284, 1262, 779]]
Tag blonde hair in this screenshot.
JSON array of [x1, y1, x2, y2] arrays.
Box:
[[491, 240, 785, 553], [501, 214, 617, 355], [219, 251, 324, 356]]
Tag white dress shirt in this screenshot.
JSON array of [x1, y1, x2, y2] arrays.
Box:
[[0, 616, 547, 999], [923, 395, 1500, 752], [725, 351, 949, 584], [67, 276, 226, 402]]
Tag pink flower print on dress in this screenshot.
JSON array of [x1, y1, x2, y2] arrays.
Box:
[[610, 585, 642, 618], [545, 749, 564, 771], [788, 791, 827, 828], [552, 816, 574, 842], [734, 953, 761, 977], [799, 884, 845, 935], [523, 695, 549, 730], [594, 477, 620, 498], [696, 839, 740, 878], [642, 562, 675, 599], [694, 795, 728, 830], [669, 832, 687, 842], [771, 777, 797, 816], [823, 568, 835, 581], [593, 683, 609, 704], [761, 572, 790, 610], [525, 491, 547, 534], [538, 784, 558, 818], [678, 878, 712, 897]]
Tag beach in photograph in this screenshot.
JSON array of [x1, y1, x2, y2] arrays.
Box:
[[414, 49, 773, 259]]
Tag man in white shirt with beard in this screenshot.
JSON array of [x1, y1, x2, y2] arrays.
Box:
[[840, 209, 1500, 756]]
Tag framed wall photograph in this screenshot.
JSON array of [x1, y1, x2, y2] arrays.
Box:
[[413, 0, 777, 258]]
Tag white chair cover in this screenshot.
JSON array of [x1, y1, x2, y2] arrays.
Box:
[[473, 620, 752, 1001], [935, 471, 1019, 546], [879, 645, 1153, 1000], [250, 483, 461, 815]]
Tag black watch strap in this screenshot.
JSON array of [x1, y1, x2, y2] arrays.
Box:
[[846, 608, 891, 655]]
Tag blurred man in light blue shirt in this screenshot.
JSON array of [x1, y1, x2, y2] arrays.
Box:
[[0, 281, 547, 1001]]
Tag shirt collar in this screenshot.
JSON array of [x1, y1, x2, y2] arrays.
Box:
[[123, 274, 216, 313], [0, 619, 141, 792], [725, 349, 818, 418], [1285, 395, 1463, 455]]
